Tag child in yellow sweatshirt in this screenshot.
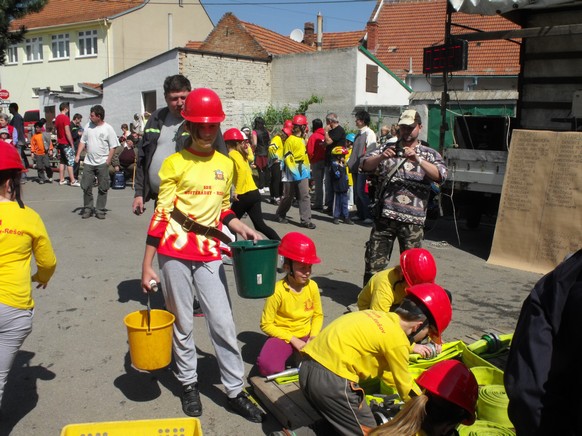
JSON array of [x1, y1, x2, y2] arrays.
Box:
[[257, 232, 322, 376]]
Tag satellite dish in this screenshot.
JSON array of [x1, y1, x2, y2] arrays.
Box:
[[290, 28, 304, 43]]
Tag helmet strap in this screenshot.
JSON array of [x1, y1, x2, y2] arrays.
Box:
[[408, 318, 429, 345]]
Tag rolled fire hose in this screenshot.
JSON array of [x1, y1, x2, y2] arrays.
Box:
[[477, 385, 512, 428], [457, 419, 515, 435], [467, 333, 513, 360]]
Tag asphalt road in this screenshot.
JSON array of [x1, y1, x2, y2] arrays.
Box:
[[1, 178, 543, 435]]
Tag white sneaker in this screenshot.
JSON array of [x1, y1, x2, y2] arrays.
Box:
[[71, 180, 81, 187], [258, 188, 265, 194], [363, 218, 374, 225], [59, 180, 68, 185]]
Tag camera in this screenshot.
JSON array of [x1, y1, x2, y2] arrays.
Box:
[[393, 143, 404, 158]]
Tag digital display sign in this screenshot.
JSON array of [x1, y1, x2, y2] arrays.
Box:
[[423, 39, 468, 74]]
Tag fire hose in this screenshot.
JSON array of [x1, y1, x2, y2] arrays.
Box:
[[467, 333, 513, 360], [476, 385, 511, 428], [457, 419, 515, 435]]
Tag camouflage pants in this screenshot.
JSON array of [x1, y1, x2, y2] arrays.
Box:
[[363, 218, 423, 286]]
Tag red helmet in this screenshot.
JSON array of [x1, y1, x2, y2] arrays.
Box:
[[181, 88, 225, 123], [282, 127, 292, 137], [0, 141, 25, 172], [223, 128, 245, 142], [416, 360, 478, 425], [278, 232, 321, 264], [406, 283, 452, 344], [283, 120, 293, 130], [400, 248, 437, 286], [292, 114, 308, 126]]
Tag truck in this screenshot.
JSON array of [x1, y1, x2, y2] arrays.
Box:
[[432, 0, 582, 226]]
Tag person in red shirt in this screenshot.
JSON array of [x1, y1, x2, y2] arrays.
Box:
[[307, 118, 326, 210], [54, 102, 79, 186]]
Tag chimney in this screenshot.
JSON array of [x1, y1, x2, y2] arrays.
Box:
[[316, 12, 323, 51], [367, 21, 378, 53], [304, 22, 315, 47]]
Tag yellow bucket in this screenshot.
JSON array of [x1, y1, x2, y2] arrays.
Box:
[[124, 309, 175, 371]]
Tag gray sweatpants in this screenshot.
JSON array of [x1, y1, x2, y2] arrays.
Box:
[[158, 255, 244, 398], [299, 358, 376, 435], [0, 303, 33, 406]]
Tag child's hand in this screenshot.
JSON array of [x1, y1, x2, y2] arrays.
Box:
[[290, 337, 307, 351]]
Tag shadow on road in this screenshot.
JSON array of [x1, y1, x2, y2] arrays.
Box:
[[424, 216, 496, 260], [1, 351, 56, 436], [117, 279, 165, 308], [314, 276, 361, 307]]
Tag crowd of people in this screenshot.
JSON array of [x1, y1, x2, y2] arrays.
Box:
[[3, 77, 566, 435]]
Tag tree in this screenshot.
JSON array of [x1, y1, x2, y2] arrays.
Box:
[[0, 0, 48, 65], [252, 95, 323, 133]]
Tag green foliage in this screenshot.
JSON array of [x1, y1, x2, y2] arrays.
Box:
[[252, 95, 323, 132], [0, 0, 48, 65]]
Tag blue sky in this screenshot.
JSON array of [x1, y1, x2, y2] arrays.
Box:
[[201, 0, 378, 36]]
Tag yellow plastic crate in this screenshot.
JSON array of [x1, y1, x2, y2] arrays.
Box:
[[60, 417, 202, 436]]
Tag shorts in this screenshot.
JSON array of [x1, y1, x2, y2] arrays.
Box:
[[58, 144, 75, 167]]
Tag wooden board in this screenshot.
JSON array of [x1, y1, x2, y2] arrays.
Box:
[[250, 376, 322, 430]]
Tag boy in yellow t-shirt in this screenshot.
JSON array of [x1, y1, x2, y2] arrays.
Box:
[[257, 232, 322, 376]]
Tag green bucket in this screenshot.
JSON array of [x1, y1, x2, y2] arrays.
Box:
[[229, 240, 280, 299]]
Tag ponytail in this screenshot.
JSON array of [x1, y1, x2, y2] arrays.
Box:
[[369, 394, 428, 436]]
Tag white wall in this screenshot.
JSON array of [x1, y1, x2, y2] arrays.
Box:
[[271, 48, 357, 112], [355, 50, 410, 107], [102, 50, 180, 133]]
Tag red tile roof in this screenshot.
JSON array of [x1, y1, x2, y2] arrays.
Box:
[[185, 41, 204, 50], [321, 30, 366, 50], [369, 0, 520, 79], [240, 20, 315, 55], [10, 0, 144, 30]]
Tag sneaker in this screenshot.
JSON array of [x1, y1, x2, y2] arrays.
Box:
[[82, 209, 93, 219], [277, 216, 289, 224], [333, 218, 340, 225], [301, 222, 316, 230], [46, 178, 53, 183], [38, 179, 45, 185], [95, 212, 106, 220], [71, 180, 81, 187], [228, 391, 264, 423], [259, 188, 265, 194], [181, 383, 202, 417], [345, 218, 354, 225], [363, 218, 374, 225], [351, 216, 362, 221], [59, 180, 68, 185]]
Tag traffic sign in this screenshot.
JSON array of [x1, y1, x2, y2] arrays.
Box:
[[0, 89, 9, 100]]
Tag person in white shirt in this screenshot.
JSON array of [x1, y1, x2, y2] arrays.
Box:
[[75, 105, 120, 219]]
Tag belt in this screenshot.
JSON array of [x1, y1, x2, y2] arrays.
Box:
[[170, 208, 232, 245]]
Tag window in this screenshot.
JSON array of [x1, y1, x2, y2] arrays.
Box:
[[365, 64, 379, 93], [51, 33, 70, 59], [78, 30, 98, 56], [142, 91, 157, 115], [25, 37, 43, 62], [61, 85, 74, 92], [7, 45, 18, 64]]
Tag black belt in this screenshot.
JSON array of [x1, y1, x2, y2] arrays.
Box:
[[170, 208, 232, 245]]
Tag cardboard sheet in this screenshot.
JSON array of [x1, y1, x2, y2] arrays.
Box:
[[488, 130, 582, 274]]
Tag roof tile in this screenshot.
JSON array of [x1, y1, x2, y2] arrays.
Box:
[[369, 0, 520, 78], [10, 0, 143, 30]]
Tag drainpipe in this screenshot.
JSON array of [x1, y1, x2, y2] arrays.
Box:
[[102, 18, 112, 76], [168, 13, 173, 50], [316, 12, 323, 51]]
